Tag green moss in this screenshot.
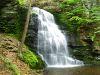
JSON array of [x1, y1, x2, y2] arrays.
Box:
[[16, 6, 27, 39], [0, 55, 20, 75], [19, 49, 45, 69], [21, 50, 38, 66]]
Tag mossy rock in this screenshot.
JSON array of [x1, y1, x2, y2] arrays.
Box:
[[19, 50, 45, 69]]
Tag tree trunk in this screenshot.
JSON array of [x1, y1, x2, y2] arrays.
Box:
[[18, 0, 31, 55]]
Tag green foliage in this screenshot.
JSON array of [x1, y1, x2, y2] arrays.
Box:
[[17, 0, 27, 5], [71, 6, 84, 15], [70, 16, 93, 25], [59, 0, 80, 9], [83, 56, 94, 64], [0, 55, 20, 75], [16, 7, 27, 38], [90, 34, 96, 41], [20, 50, 38, 67], [63, 0, 78, 4], [95, 27, 100, 34], [91, 6, 100, 21], [19, 49, 44, 69], [54, 0, 99, 34]]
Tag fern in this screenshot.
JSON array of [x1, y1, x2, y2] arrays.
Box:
[[91, 6, 100, 21], [95, 27, 100, 34]]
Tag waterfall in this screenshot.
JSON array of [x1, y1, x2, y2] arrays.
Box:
[[32, 7, 83, 67]]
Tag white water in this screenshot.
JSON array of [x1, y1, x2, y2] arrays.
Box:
[[32, 7, 83, 67]]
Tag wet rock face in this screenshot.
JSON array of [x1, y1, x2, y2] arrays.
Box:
[[0, 0, 14, 9], [68, 36, 100, 64], [0, 0, 17, 33], [26, 14, 38, 52], [0, 0, 17, 20]]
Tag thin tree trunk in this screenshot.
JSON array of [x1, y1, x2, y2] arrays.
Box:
[[18, 0, 31, 55]]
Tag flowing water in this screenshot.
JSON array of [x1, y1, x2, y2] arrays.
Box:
[[32, 7, 83, 67]]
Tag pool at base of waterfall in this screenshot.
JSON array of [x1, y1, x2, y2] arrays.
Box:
[[43, 66, 100, 75]]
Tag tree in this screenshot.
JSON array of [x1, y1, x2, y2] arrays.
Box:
[[18, 0, 31, 55]]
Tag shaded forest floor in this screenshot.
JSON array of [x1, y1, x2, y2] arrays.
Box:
[[0, 34, 43, 75]]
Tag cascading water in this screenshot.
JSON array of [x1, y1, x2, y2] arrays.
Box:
[[32, 7, 83, 67]]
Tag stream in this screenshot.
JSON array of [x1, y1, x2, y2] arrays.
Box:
[[43, 66, 100, 75]]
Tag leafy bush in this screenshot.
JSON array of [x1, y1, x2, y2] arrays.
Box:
[[17, 0, 27, 5], [19, 50, 45, 69]]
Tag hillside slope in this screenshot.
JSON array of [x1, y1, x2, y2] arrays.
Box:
[[0, 34, 43, 75]]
